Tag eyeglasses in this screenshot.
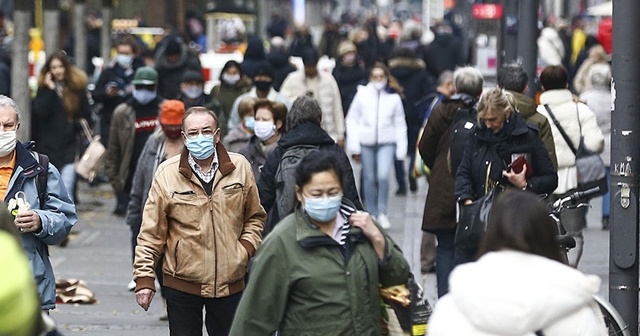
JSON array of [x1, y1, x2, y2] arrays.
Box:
[[184, 129, 217, 139]]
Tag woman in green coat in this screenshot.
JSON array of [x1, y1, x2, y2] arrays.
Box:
[[230, 151, 411, 335]]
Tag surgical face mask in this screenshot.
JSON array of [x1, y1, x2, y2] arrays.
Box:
[[254, 121, 276, 141], [183, 85, 203, 99], [254, 80, 272, 92], [185, 133, 216, 160], [222, 73, 241, 85], [372, 80, 387, 91], [244, 116, 255, 131], [0, 131, 16, 157], [133, 89, 157, 105], [115, 54, 134, 68], [303, 195, 343, 222]]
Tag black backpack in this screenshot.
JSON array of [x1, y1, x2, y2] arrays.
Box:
[[447, 94, 478, 177], [274, 145, 319, 220]]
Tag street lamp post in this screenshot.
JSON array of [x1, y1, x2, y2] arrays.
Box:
[[516, 0, 538, 98], [13, 0, 33, 141]]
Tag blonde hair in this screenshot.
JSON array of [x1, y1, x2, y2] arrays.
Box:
[[477, 88, 516, 123]]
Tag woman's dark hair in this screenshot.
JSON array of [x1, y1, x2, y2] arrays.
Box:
[[540, 65, 569, 91], [477, 190, 564, 263], [37, 50, 88, 121], [254, 99, 286, 131], [295, 151, 344, 190], [219, 60, 243, 80]]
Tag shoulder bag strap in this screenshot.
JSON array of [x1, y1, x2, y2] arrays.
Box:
[[543, 104, 578, 155], [79, 118, 93, 143]]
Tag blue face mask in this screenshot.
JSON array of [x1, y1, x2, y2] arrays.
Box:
[[116, 54, 134, 68], [244, 116, 255, 131], [185, 133, 216, 160], [303, 195, 343, 222], [133, 89, 157, 105]]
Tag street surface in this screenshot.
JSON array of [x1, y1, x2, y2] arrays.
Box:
[[49, 170, 610, 335]]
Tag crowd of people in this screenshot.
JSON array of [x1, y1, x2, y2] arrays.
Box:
[[0, 8, 615, 336]]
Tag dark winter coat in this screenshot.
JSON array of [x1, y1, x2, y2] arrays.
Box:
[[332, 62, 367, 114], [32, 87, 91, 169], [258, 122, 363, 235], [154, 43, 202, 100], [423, 33, 465, 78], [418, 99, 468, 232], [241, 38, 267, 79], [238, 135, 279, 180], [211, 76, 253, 136], [455, 112, 558, 203], [267, 49, 296, 92], [389, 56, 435, 126]]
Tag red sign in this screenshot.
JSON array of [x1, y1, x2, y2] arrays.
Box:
[[472, 4, 503, 20]]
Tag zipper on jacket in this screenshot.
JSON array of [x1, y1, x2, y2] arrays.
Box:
[[211, 194, 218, 294], [375, 90, 380, 145]]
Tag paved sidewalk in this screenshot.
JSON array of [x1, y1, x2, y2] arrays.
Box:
[[49, 174, 610, 334]]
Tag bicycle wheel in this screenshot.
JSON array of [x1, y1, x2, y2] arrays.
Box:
[[593, 295, 632, 336]]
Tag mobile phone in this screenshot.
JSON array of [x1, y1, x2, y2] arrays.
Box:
[[507, 156, 533, 179]]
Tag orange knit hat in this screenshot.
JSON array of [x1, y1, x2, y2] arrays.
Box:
[[159, 100, 185, 125]]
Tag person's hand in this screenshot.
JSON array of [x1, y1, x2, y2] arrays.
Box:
[[351, 154, 360, 163], [44, 73, 56, 90], [503, 165, 527, 189], [350, 211, 386, 260], [15, 210, 42, 233], [463, 199, 473, 205], [135, 288, 155, 311]]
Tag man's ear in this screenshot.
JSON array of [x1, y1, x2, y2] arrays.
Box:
[[16, 122, 20, 130], [275, 120, 283, 131], [214, 128, 221, 143]]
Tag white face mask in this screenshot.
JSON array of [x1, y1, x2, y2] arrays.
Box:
[[222, 73, 241, 85], [115, 54, 134, 68], [0, 131, 17, 157], [372, 80, 387, 91], [183, 85, 203, 99], [254, 121, 276, 141]]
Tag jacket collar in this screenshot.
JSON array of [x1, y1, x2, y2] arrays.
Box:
[[476, 111, 529, 142], [15, 142, 42, 177], [539, 89, 574, 105], [178, 141, 235, 179], [296, 199, 365, 248]]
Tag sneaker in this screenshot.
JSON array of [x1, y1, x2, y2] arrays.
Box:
[[378, 214, 391, 229], [127, 279, 136, 291]]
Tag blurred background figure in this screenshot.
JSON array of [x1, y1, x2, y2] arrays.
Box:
[[579, 63, 612, 230], [176, 70, 221, 113], [267, 36, 296, 92], [154, 36, 201, 99], [93, 35, 143, 147], [346, 63, 407, 229], [210, 60, 252, 137], [33, 50, 91, 202], [332, 40, 367, 115], [241, 36, 267, 79], [238, 99, 287, 179], [223, 97, 256, 153]]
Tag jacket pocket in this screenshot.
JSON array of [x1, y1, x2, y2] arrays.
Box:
[[224, 240, 249, 284], [217, 183, 246, 232], [172, 239, 204, 282], [169, 191, 205, 229]]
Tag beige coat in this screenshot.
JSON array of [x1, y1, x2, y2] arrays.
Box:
[[280, 71, 345, 141], [134, 144, 266, 298]]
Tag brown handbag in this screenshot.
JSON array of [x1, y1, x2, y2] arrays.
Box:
[[75, 118, 106, 182]]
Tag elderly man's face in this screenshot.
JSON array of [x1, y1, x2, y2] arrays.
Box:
[[0, 106, 18, 132], [182, 112, 220, 143]]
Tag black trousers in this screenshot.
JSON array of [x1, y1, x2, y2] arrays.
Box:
[[164, 287, 242, 336]]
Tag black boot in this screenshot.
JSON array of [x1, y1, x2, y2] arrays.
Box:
[[602, 216, 610, 230]]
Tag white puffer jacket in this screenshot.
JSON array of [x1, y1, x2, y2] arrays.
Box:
[[345, 83, 407, 160], [428, 251, 607, 336], [537, 89, 604, 194]]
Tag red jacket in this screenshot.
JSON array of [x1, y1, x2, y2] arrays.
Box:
[[597, 17, 613, 54]]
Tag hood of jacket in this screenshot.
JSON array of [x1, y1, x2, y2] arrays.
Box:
[[244, 37, 266, 60], [155, 43, 189, 70], [448, 251, 601, 334], [389, 56, 426, 81], [278, 122, 336, 149]]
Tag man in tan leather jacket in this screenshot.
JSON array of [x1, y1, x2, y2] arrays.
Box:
[[133, 106, 266, 335]]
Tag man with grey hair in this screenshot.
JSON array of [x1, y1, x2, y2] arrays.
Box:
[[417, 66, 483, 297], [498, 62, 558, 169], [0, 95, 77, 312], [258, 96, 362, 235]]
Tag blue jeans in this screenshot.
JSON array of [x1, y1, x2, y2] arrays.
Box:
[[602, 166, 611, 218], [59, 163, 76, 203], [360, 144, 396, 217], [433, 229, 456, 297]]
